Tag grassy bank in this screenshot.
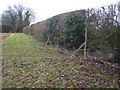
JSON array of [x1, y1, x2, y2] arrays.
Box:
[[2, 33, 118, 88]]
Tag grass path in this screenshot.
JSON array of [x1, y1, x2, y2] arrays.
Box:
[[0, 33, 11, 89], [0, 33, 11, 42], [2, 33, 118, 88]]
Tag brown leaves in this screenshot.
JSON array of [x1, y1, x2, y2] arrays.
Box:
[[2, 33, 118, 88]]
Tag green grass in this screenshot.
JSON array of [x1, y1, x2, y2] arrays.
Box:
[[2, 33, 118, 88]]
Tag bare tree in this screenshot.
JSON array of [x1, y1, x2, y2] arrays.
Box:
[[1, 4, 35, 33]]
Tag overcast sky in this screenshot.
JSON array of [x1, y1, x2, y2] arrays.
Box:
[[0, 0, 120, 24]]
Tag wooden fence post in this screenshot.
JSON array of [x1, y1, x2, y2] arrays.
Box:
[[84, 27, 87, 59]]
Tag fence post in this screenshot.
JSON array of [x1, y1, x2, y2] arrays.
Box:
[[84, 27, 87, 59]]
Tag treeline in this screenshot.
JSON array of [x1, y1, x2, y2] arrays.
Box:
[[1, 4, 35, 33], [24, 3, 120, 63]]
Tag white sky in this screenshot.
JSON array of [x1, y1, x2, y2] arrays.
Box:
[[0, 0, 120, 24]]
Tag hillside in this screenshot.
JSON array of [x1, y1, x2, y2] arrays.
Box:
[[2, 33, 118, 88]]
